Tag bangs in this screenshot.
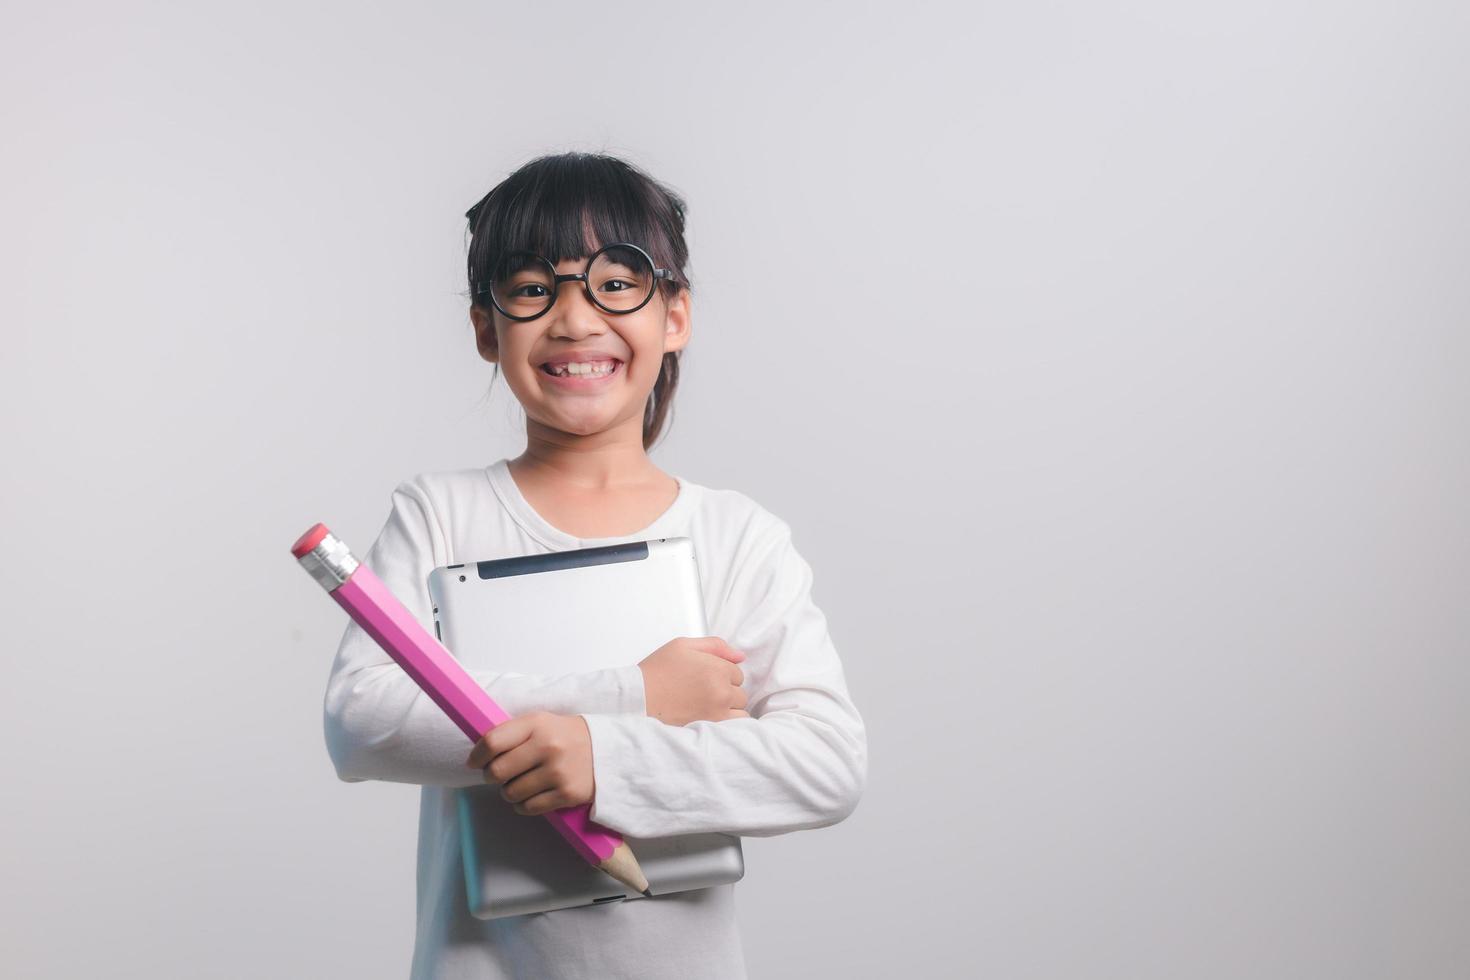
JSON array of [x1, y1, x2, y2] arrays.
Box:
[[467, 153, 688, 304]]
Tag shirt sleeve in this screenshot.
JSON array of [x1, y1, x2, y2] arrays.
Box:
[[322, 480, 647, 788], [579, 518, 868, 839]]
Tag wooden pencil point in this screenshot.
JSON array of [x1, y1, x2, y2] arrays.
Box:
[[597, 840, 650, 895]]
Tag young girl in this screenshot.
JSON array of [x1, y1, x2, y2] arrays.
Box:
[[323, 152, 867, 980]]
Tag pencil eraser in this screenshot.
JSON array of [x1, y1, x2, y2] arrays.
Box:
[[291, 523, 331, 558]]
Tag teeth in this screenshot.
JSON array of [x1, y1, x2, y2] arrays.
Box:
[[550, 360, 616, 377]]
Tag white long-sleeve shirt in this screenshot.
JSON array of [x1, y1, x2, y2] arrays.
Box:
[[322, 459, 868, 979]]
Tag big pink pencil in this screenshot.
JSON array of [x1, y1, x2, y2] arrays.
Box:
[[291, 522, 651, 898]]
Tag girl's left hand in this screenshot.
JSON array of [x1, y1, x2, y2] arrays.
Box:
[[465, 711, 596, 817]]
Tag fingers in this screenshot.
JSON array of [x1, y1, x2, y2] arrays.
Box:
[[511, 787, 567, 822], [499, 764, 553, 806], [469, 732, 537, 782], [465, 715, 536, 770], [466, 737, 492, 771], [511, 787, 565, 817], [483, 740, 542, 786], [689, 635, 745, 663], [727, 683, 749, 720]]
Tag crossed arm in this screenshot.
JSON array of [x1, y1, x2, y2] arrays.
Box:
[[322, 483, 867, 838]]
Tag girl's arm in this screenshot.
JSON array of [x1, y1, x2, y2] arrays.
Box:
[[322, 482, 646, 787], [579, 518, 868, 839]]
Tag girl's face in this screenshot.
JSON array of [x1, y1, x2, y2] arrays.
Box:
[[469, 254, 691, 444]]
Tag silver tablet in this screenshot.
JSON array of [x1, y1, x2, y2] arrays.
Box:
[[427, 537, 745, 920]]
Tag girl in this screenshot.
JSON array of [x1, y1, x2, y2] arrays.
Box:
[[323, 151, 867, 980]]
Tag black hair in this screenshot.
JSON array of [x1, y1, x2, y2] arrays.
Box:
[[465, 152, 691, 452]]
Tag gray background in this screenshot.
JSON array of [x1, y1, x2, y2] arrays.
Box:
[[3, 1, 1466, 977]]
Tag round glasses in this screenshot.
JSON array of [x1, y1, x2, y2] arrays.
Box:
[[474, 242, 682, 322]]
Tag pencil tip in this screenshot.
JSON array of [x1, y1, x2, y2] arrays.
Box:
[[641, 888, 654, 898]]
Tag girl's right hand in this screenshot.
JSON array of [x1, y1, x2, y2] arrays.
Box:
[[638, 636, 750, 726]]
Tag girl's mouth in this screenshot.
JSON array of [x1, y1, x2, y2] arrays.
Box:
[[538, 359, 623, 389]]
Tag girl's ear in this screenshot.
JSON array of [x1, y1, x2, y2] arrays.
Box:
[[663, 288, 692, 354], [470, 306, 499, 364]]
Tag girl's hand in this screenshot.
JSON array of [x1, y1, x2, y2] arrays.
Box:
[[638, 635, 751, 727], [465, 711, 596, 817]]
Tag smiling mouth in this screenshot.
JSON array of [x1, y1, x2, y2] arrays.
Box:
[[539, 359, 622, 378]]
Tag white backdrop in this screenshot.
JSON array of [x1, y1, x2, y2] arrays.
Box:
[[3, 1, 1467, 977]]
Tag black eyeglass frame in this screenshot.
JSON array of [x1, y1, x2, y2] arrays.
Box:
[[473, 241, 683, 322]]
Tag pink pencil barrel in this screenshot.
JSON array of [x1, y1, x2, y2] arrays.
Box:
[[292, 522, 623, 867]]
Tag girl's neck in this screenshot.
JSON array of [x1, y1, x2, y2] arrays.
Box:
[[513, 416, 662, 491]]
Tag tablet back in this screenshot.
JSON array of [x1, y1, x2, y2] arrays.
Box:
[[426, 537, 746, 920]]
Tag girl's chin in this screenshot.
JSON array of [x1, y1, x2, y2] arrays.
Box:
[[531, 398, 631, 432]]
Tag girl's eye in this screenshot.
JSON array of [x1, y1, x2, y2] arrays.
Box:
[[511, 283, 549, 297], [600, 279, 633, 292]]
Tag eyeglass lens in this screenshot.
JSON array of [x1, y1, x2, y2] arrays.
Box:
[[490, 244, 656, 319]]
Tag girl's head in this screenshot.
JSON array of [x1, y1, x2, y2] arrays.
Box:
[[465, 152, 692, 453]]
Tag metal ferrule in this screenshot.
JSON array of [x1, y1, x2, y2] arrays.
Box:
[[298, 531, 360, 592]]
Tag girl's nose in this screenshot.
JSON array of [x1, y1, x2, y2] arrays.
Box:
[[546, 284, 610, 338]]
